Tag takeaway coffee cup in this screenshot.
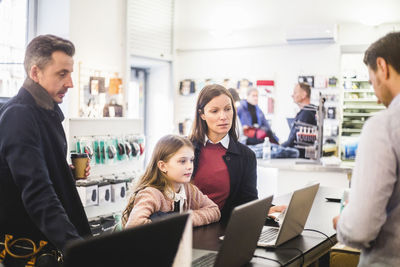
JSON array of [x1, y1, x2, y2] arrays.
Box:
[[71, 153, 89, 179]]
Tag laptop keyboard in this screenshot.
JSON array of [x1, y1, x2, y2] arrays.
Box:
[[192, 252, 217, 267], [259, 227, 279, 243]]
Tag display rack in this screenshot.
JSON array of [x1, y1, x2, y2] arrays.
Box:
[[67, 118, 145, 224], [309, 78, 341, 157], [295, 94, 325, 164], [77, 62, 125, 118], [341, 79, 384, 136]]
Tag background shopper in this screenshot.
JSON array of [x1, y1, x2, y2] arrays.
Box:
[[281, 82, 317, 158], [237, 87, 279, 145]]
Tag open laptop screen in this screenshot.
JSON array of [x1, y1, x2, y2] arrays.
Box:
[[64, 213, 189, 267]]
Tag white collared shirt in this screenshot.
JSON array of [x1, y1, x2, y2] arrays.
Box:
[[204, 134, 230, 149], [174, 184, 187, 213]]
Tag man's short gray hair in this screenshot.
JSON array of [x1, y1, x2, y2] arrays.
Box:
[[24, 34, 75, 75], [246, 87, 258, 96]]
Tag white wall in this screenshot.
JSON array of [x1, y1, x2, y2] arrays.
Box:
[[69, 0, 127, 118], [173, 0, 400, 140], [36, 0, 70, 38], [145, 61, 173, 162], [174, 43, 340, 140], [36, 0, 71, 115]]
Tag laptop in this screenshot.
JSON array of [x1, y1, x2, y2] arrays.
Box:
[[258, 183, 320, 248], [64, 213, 189, 267], [192, 196, 273, 267]]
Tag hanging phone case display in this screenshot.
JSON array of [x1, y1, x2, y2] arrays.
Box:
[[129, 137, 140, 158], [68, 118, 144, 234], [105, 137, 117, 164], [89, 75, 106, 95], [108, 73, 122, 95], [103, 100, 123, 117], [328, 77, 338, 87], [115, 137, 127, 161], [75, 137, 95, 164], [77, 63, 124, 118], [298, 75, 315, 87], [93, 138, 106, 165], [73, 134, 145, 166], [179, 80, 195, 96], [136, 135, 145, 156]]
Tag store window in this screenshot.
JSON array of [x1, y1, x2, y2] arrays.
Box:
[[0, 0, 27, 97]]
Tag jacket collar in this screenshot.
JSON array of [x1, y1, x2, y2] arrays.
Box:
[[23, 78, 55, 110]]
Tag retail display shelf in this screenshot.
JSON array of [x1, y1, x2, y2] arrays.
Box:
[[342, 120, 364, 124], [341, 159, 356, 167], [342, 112, 376, 117], [342, 128, 362, 133], [343, 89, 374, 93], [343, 98, 378, 102], [343, 105, 384, 110], [343, 78, 369, 81]]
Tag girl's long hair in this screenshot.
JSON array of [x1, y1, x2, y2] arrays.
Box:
[[189, 84, 238, 144], [122, 134, 194, 227]]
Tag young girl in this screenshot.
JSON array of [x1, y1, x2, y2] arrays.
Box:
[[122, 134, 221, 228]]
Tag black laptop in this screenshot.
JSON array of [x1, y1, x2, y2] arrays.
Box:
[[192, 196, 273, 267], [64, 213, 189, 267]]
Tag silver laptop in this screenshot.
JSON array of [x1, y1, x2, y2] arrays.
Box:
[[192, 196, 273, 267], [258, 183, 320, 248]]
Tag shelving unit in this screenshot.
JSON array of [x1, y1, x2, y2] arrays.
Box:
[[341, 79, 383, 137]]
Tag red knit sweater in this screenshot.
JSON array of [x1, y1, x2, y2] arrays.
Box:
[[193, 142, 230, 209]]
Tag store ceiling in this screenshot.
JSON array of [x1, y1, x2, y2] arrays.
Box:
[[175, 0, 400, 30]]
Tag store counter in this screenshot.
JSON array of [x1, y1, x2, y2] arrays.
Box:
[[193, 187, 343, 267], [257, 158, 353, 197]]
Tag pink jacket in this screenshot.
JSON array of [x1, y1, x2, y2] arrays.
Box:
[[125, 183, 220, 228]]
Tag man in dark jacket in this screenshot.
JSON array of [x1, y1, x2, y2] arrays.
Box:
[[281, 83, 317, 158], [0, 35, 91, 255]]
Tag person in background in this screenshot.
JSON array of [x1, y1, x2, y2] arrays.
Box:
[[190, 84, 285, 221], [122, 135, 220, 228], [228, 88, 247, 144], [237, 87, 279, 145], [332, 32, 400, 266], [0, 35, 91, 255], [230, 88, 299, 158], [281, 82, 317, 158]]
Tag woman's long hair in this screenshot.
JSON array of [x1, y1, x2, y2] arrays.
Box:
[[121, 135, 194, 227], [189, 84, 238, 144]]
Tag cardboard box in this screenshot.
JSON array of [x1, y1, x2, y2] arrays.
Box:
[[330, 243, 360, 267]]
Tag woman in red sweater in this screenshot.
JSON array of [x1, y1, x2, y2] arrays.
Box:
[[190, 84, 285, 220]]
